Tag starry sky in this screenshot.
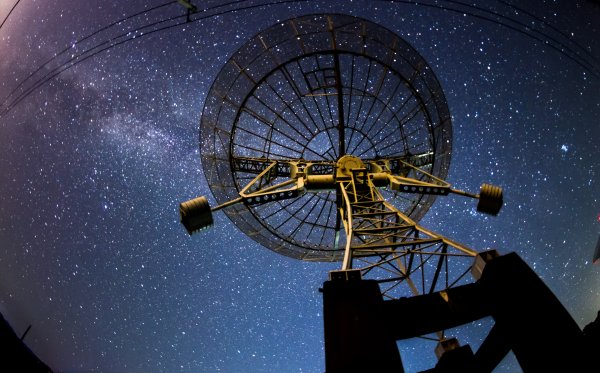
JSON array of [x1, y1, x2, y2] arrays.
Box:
[[0, 1, 598, 372]]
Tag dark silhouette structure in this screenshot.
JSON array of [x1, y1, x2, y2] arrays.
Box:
[[322, 251, 594, 372], [0, 313, 52, 372]]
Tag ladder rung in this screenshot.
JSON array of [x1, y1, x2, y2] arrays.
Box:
[[354, 226, 414, 234], [352, 211, 398, 217], [351, 238, 442, 250]]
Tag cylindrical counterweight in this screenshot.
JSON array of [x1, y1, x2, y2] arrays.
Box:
[[477, 184, 503, 215], [180, 196, 214, 234]]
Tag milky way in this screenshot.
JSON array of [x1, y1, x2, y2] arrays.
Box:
[[0, 1, 598, 372]]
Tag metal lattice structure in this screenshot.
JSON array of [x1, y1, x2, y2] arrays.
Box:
[[173, 14, 600, 373], [200, 14, 453, 261], [182, 13, 502, 300]]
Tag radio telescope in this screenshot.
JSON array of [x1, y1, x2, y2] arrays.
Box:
[[178, 13, 597, 373], [182, 13, 501, 297], [180, 13, 504, 370]]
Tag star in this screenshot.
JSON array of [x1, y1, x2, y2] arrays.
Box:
[[0, 1, 598, 372]]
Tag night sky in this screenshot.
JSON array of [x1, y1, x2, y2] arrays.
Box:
[[0, 1, 598, 372]]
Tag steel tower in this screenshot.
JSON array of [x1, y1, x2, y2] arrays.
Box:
[[180, 14, 589, 372]]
